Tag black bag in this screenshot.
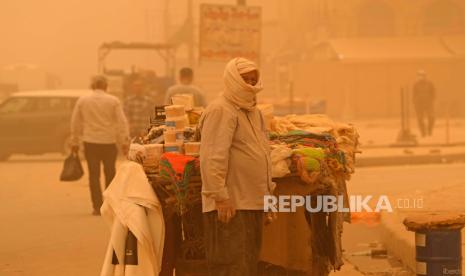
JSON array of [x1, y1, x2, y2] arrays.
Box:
[[112, 231, 138, 265], [60, 153, 84, 181]]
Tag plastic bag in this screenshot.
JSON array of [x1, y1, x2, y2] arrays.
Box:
[[60, 153, 84, 181]]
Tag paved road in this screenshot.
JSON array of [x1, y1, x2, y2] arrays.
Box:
[[0, 155, 107, 276], [1, 154, 464, 275]]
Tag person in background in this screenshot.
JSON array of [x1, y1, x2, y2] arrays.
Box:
[[164, 67, 206, 107], [124, 76, 155, 139], [413, 70, 436, 137], [70, 76, 130, 215], [199, 57, 274, 275]]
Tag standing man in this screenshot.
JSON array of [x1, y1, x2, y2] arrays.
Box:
[[124, 76, 155, 139], [199, 57, 274, 275], [70, 76, 130, 215], [413, 70, 436, 137], [164, 67, 206, 107]]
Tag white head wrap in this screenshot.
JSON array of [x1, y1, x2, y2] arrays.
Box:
[[127, 144, 147, 163], [223, 57, 263, 111]]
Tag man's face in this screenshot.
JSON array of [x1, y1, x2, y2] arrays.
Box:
[[240, 70, 258, 86]]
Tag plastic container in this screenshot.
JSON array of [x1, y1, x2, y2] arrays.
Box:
[[171, 94, 194, 111], [163, 129, 177, 143], [164, 142, 183, 153], [165, 105, 186, 118], [165, 116, 186, 131]]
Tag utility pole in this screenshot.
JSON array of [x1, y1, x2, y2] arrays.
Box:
[[163, 0, 170, 42], [187, 0, 194, 67]]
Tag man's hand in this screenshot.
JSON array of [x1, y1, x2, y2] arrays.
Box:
[[121, 144, 129, 156], [215, 199, 236, 223]]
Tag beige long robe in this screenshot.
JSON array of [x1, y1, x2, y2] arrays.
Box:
[[199, 96, 274, 212]]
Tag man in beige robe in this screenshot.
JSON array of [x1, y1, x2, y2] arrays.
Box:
[[199, 57, 274, 276]]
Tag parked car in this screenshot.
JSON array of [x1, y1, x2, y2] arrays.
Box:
[[0, 90, 91, 160]]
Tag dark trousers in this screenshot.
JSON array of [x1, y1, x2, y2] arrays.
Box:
[[159, 213, 182, 276], [203, 210, 263, 276], [83, 142, 117, 211], [415, 104, 435, 137]]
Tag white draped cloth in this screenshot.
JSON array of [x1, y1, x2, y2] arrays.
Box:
[[100, 161, 164, 276], [223, 57, 263, 111]]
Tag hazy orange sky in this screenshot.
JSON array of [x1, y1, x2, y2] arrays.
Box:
[[1, 0, 164, 88], [1, 0, 276, 90]]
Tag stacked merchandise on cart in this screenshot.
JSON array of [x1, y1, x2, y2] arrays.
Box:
[[270, 114, 360, 179], [140, 104, 361, 274], [265, 114, 360, 273], [142, 104, 203, 213]]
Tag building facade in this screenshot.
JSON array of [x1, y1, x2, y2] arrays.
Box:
[[271, 0, 465, 118]]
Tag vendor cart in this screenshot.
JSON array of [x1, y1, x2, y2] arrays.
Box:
[[142, 112, 359, 275], [147, 171, 349, 276]]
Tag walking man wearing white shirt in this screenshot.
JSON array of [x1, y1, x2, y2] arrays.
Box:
[[70, 76, 130, 215]]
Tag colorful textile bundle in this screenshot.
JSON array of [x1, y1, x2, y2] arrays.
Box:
[[270, 114, 359, 178], [293, 147, 325, 172], [159, 153, 199, 214], [270, 130, 336, 148], [266, 114, 358, 273], [270, 128, 349, 179]]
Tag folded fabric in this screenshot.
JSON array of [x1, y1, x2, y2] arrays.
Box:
[[293, 147, 326, 160], [301, 157, 321, 171], [294, 147, 330, 172]]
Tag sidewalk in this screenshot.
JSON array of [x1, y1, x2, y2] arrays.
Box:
[[352, 118, 465, 167], [352, 118, 465, 147], [357, 145, 465, 167], [379, 184, 465, 273]]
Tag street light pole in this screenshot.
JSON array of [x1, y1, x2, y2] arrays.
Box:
[[187, 0, 194, 67]]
